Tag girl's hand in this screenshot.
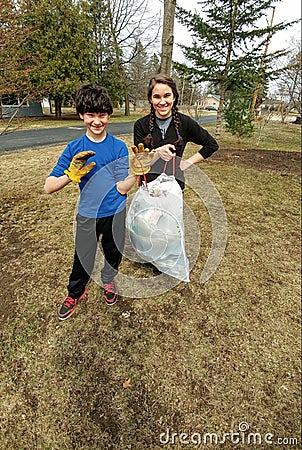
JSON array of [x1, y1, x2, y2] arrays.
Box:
[[156, 144, 176, 161], [130, 144, 155, 175]]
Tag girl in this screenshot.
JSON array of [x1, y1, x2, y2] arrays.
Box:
[[133, 74, 219, 191], [133, 74, 219, 274]]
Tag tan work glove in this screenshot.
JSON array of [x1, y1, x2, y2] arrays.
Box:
[[64, 151, 96, 183], [129, 143, 155, 175]]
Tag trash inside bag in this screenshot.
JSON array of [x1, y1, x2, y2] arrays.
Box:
[[126, 173, 190, 282]]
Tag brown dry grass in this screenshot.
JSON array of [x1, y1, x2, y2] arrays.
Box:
[[0, 131, 301, 449]]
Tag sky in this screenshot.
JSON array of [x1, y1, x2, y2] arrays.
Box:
[[155, 0, 301, 62]]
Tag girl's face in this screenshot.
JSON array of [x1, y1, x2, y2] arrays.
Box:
[[79, 112, 110, 141], [150, 83, 175, 119]]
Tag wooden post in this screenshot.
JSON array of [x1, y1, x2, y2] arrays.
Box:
[[159, 0, 176, 76]]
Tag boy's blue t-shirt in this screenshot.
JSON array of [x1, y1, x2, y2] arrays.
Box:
[[49, 133, 129, 218]]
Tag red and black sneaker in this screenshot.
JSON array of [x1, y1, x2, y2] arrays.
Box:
[[58, 290, 86, 321], [103, 280, 119, 306]]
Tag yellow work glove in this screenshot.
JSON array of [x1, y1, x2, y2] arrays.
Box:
[[129, 143, 155, 175], [64, 151, 96, 183]]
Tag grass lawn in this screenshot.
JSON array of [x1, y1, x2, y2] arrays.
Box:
[[0, 126, 301, 448], [218, 119, 301, 152]]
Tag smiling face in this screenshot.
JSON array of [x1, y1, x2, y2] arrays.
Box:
[[149, 83, 176, 119], [79, 112, 110, 141]]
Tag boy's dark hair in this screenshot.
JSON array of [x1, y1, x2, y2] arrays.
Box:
[[75, 83, 113, 115]]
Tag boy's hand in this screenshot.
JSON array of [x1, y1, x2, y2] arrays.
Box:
[[64, 151, 96, 183], [129, 143, 155, 175]]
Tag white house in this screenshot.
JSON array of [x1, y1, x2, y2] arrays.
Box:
[[204, 94, 220, 109]]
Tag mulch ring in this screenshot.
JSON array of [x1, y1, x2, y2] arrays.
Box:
[[211, 148, 301, 177]]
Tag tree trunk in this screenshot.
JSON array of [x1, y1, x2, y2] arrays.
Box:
[[124, 93, 130, 116], [215, 0, 238, 138], [216, 83, 227, 137], [159, 0, 176, 76], [55, 98, 62, 120], [250, 7, 275, 118]]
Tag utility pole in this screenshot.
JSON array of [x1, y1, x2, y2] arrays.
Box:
[[159, 0, 176, 76]]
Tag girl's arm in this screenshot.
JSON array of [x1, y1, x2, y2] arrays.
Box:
[[179, 152, 205, 171], [186, 116, 219, 159]]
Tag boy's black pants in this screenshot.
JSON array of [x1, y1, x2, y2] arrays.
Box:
[[67, 210, 125, 298]]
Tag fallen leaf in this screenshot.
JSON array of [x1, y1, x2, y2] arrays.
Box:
[[123, 378, 131, 388]]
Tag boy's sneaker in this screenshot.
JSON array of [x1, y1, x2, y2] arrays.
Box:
[[58, 289, 86, 321], [103, 280, 118, 306]]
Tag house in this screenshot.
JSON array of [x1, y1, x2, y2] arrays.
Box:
[[1, 95, 43, 118], [203, 94, 220, 109]]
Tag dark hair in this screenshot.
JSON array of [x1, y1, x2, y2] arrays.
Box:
[[144, 74, 183, 148], [75, 83, 113, 116]]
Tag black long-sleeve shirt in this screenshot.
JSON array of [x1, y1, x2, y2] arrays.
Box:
[[133, 112, 219, 190]]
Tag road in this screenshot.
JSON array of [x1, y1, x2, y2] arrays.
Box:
[[0, 116, 216, 153]]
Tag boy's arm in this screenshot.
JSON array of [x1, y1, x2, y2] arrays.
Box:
[[44, 150, 96, 194], [44, 174, 71, 194], [116, 174, 139, 195]]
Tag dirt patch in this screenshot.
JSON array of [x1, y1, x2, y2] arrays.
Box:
[[211, 148, 301, 177]]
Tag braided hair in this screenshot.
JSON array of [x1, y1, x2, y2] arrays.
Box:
[[143, 74, 183, 148]]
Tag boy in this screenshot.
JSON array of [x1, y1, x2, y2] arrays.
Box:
[[44, 83, 140, 320]]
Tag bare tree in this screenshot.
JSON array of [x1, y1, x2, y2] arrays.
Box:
[[273, 41, 302, 123], [105, 0, 160, 114]]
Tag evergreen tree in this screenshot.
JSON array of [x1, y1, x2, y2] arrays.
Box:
[[22, 0, 96, 118], [149, 53, 161, 75], [175, 0, 297, 137], [224, 87, 255, 139]]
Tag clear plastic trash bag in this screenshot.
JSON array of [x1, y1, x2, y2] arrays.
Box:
[[126, 173, 190, 282]]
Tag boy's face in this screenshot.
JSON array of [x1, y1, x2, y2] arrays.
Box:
[[79, 112, 110, 141]]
